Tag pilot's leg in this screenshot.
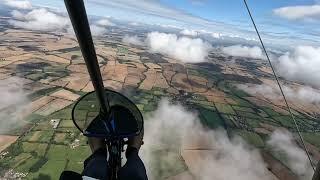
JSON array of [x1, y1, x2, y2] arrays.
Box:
[[118, 147, 148, 180], [60, 137, 108, 180], [82, 137, 109, 179], [119, 129, 148, 180]]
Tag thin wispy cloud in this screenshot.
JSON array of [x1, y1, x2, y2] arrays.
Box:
[[88, 0, 215, 26], [142, 99, 275, 180], [122, 35, 144, 46], [3, 0, 32, 10], [89, 18, 115, 36], [90, 25, 107, 36], [221, 45, 265, 59], [274, 4, 320, 21], [268, 130, 313, 179], [0, 77, 29, 134], [189, 0, 207, 6], [237, 83, 320, 105]]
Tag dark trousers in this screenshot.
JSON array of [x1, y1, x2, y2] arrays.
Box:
[[60, 148, 148, 180]]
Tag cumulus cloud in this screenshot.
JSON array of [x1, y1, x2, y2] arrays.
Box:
[[6, 5, 114, 35], [145, 32, 211, 63], [273, 5, 320, 21], [275, 46, 320, 88], [180, 29, 198, 36], [267, 130, 313, 179], [237, 83, 320, 105], [122, 35, 144, 46], [211, 32, 222, 39], [221, 45, 265, 59], [3, 0, 32, 10], [88, 18, 115, 36], [0, 77, 29, 134], [95, 18, 115, 27], [90, 25, 107, 36], [129, 22, 139, 26], [237, 84, 279, 100], [8, 8, 69, 31], [121, 32, 211, 63], [141, 99, 274, 180]]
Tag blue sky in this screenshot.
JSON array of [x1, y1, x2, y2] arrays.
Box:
[[9, 0, 320, 48]]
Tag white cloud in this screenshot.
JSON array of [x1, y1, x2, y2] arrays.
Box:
[[3, 0, 32, 10], [0, 77, 29, 134], [95, 18, 115, 27], [10, 10, 24, 20], [180, 29, 198, 36], [274, 5, 320, 21], [89, 0, 214, 26], [189, 0, 206, 6], [88, 18, 116, 36], [142, 99, 274, 180], [267, 130, 313, 179], [284, 86, 320, 104], [90, 25, 107, 36], [157, 24, 180, 29], [129, 22, 139, 26], [145, 32, 211, 63], [237, 84, 279, 100], [221, 45, 265, 59], [122, 35, 143, 46], [211, 32, 222, 39], [276, 46, 320, 88], [237, 83, 320, 105], [8, 8, 69, 32]]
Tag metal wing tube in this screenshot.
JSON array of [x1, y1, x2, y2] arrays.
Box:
[[64, 0, 109, 115]]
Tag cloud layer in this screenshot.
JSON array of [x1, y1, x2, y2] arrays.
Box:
[[88, 0, 214, 27], [237, 83, 320, 105], [90, 25, 107, 36], [8, 8, 69, 31], [221, 45, 264, 59], [141, 99, 274, 180], [0, 78, 28, 134], [3, 0, 32, 10], [180, 29, 198, 36], [274, 5, 320, 21], [276, 46, 320, 88], [122, 35, 144, 46], [96, 18, 115, 27], [267, 130, 313, 179], [146, 32, 211, 63], [5, 0, 114, 36]]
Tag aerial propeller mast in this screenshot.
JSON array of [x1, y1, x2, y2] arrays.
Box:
[[64, 0, 110, 116], [64, 1, 144, 179]]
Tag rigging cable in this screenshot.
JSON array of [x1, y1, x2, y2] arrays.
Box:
[[243, 0, 315, 171]]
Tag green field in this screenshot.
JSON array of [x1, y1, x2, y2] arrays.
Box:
[[1, 66, 319, 180], [22, 142, 47, 156], [233, 130, 265, 148], [59, 120, 74, 128], [215, 103, 236, 115], [22, 130, 54, 143], [199, 108, 224, 129]]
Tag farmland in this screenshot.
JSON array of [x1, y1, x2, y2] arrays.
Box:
[[0, 25, 319, 180]]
